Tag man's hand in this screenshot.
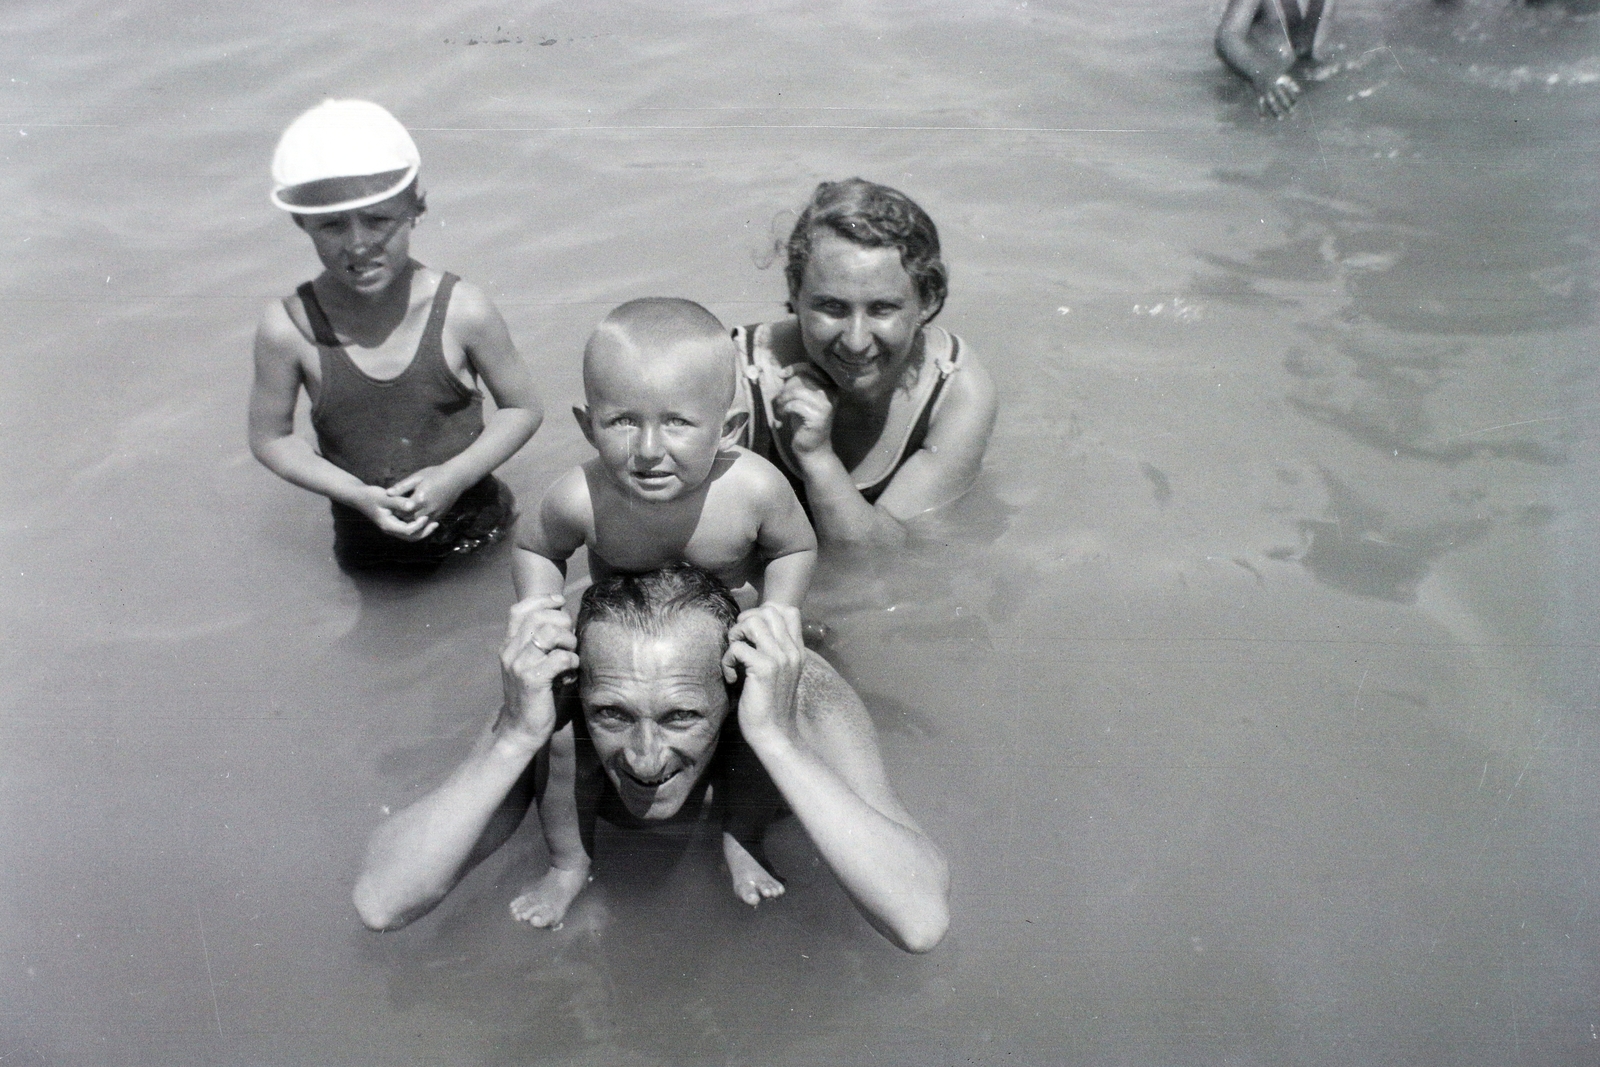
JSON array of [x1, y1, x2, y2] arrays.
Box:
[[773, 364, 837, 458], [496, 594, 579, 752], [724, 604, 807, 748], [387, 465, 471, 525], [352, 484, 439, 541]]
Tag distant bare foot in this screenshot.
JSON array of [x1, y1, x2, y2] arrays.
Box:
[[723, 832, 784, 907], [509, 865, 591, 928]]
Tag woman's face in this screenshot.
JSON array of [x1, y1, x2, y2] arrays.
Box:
[[794, 231, 926, 398]]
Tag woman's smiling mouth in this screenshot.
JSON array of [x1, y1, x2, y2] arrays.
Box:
[[828, 343, 878, 369]]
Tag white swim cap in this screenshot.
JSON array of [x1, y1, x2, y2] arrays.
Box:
[[270, 99, 420, 214]]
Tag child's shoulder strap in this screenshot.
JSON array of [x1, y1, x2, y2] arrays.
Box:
[[296, 282, 342, 348], [419, 272, 459, 351]]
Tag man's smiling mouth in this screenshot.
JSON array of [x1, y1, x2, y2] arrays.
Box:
[[621, 767, 679, 789]]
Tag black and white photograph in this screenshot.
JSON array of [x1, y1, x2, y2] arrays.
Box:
[[2, 0, 1597, 1063]]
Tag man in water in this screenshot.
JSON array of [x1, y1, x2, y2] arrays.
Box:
[[352, 564, 950, 954], [1215, 0, 1332, 116]]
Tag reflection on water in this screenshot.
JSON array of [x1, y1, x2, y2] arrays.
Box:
[[2, 0, 1598, 1064]]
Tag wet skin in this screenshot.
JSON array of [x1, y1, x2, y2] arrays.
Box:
[[509, 323, 814, 924], [510, 319, 813, 601], [763, 226, 998, 546], [248, 182, 543, 544], [355, 597, 948, 951]]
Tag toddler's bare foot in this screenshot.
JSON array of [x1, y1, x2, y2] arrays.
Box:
[[509, 865, 591, 928], [723, 832, 784, 907]]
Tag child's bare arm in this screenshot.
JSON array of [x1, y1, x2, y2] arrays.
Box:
[[512, 470, 591, 601], [751, 457, 818, 607], [1215, 0, 1301, 116], [247, 301, 436, 540], [387, 283, 545, 522], [762, 550, 816, 609]]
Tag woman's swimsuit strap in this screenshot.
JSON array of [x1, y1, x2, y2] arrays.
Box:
[[857, 333, 961, 504]]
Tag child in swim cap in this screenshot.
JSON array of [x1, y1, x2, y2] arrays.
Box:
[[248, 100, 544, 573]]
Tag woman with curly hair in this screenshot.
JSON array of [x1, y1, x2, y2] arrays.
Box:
[[735, 179, 997, 546]]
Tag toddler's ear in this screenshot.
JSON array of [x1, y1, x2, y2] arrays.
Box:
[[572, 406, 596, 446], [720, 409, 750, 448]]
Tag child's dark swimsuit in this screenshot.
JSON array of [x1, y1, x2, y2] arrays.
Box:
[[733, 321, 962, 514], [299, 272, 515, 572]]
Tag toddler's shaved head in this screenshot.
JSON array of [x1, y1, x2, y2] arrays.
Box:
[[584, 298, 736, 408]]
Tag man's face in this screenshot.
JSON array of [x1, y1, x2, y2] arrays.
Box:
[[578, 616, 730, 819]]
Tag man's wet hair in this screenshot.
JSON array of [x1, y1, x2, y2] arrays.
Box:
[[576, 562, 741, 648], [784, 178, 948, 322]]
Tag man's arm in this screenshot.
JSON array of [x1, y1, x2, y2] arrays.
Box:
[[352, 596, 577, 930], [247, 301, 437, 540], [385, 282, 545, 521], [725, 607, 950, 952]]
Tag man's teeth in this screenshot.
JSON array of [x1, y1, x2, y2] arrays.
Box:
[[628, 770, 675, 786]]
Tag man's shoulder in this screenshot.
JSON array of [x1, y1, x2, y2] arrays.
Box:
[[794, 652, 874, 743]]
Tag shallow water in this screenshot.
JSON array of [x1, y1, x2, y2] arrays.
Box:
[[3, 1, 1598, 1064]]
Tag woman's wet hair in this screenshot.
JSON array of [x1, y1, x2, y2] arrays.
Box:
[[576, 562, 741, 648], [784, 178, 948, 322]]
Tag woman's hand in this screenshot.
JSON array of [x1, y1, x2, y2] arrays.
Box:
[[496, 594, 579, 753], [723, 604, 807, 749], [773, 364, 837, 458]]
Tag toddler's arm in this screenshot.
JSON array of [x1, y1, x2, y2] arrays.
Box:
[[387, 283, 545, 522], [247, 301, 436, 540], [754, 464, 818, 608], [513, 470, 591, 601]]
